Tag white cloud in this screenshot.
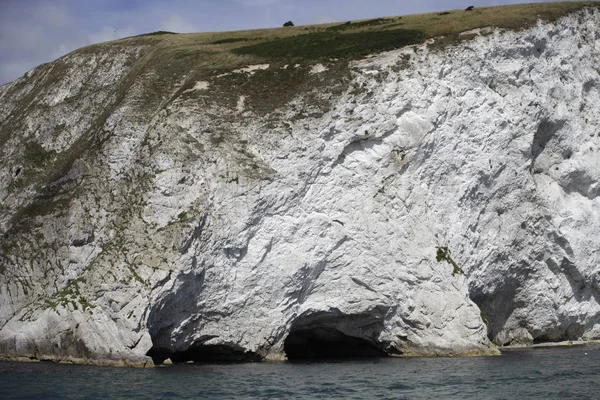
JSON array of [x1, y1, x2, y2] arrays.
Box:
[[159, 14, 198, 33]]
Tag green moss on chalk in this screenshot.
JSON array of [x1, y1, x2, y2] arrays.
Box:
[[436, 246, 465, 276]]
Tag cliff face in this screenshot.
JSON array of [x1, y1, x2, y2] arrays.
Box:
[[1, 8, 599, 366]]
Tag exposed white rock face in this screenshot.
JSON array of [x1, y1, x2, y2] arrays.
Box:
[[1, 9, 600, 365]]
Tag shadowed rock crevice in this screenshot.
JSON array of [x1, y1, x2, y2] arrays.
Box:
[[532, 322, 585, 343], [146, 270, 207, 362], [560, 169, 600, 199], [530, 118, 577, 178], [469, 276, 525, 344]]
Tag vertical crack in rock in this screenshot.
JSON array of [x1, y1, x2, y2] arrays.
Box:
[[469, 276, 526, 346], [180, 212, 209, 254]]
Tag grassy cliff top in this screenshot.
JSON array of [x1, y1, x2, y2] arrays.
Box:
[[82, 1, 599, 72]]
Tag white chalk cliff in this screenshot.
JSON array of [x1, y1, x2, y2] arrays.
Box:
[[1, 8, 599, 366]]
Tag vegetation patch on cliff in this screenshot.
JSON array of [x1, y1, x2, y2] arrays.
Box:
[[44, 277, 95, 314], [436, 246, 465, 277], [135, 31, 177, 37], [211, 37, 253, 45], [23, 141, 56, 168], [233, 28, 426, 60], [326, 18, 396, 32]]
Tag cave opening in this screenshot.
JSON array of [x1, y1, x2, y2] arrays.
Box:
[[146, 346, 171, 365], [284, 327, 387, 360], [146, 344, 261, 365]]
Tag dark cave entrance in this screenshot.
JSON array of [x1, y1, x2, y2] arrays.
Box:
[[147, 344, 260, 365], [284, 326, 387, 360], [146, 346, 172, 365]]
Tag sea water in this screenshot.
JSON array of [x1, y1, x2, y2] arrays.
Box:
[[1, 345, 598, 399]]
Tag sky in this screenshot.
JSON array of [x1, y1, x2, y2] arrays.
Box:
[[0, 0, 587, 85]]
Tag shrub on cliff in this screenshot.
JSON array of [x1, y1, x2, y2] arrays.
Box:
[[436, 246, 465, 276]]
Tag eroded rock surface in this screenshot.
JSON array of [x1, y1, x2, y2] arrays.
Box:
[[1, 9, 599, 365]]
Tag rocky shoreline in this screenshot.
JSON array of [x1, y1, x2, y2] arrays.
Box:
[[4, 341, 599, 368], [0, 355, 154, 368], [500, 340, 600, 350]]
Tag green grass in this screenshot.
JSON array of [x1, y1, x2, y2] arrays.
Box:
[[480, 310, 489, 325], [45, 277, 95, 312], [211, 37, 253, 45], [326, 18, 394, 32], [233, 28, 425, 60], [136, 31, 177, 37], [23, 141, 56, 167]]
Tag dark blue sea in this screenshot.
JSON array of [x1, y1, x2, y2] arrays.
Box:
[[1, 345, 599, 399]]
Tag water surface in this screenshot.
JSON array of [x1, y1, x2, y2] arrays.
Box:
[[1, 345, 598, 399]]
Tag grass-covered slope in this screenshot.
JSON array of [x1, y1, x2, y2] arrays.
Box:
[[88, 2, 599, 70]]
